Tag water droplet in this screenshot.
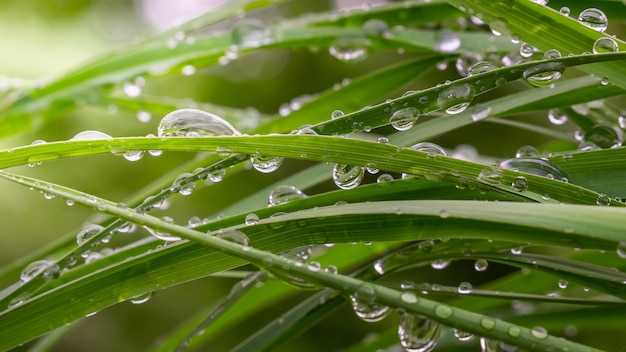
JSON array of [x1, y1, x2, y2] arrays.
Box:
[[144, 218, 180, 242], [76, 224, 105, 246], [515, 145, 539, 158], [523, 62, 564, 87], [596, 193, 611, 206], [439, 209, 450, 219], [437, 83, 473, 115], [560, 7, 570, 16], [329, 35, 370, 62], [331, 110, 344, 119], [578, 8, 608, 32], [21, 260, 56, 283], [123, 82, 141, 97], [593, 37, 619, 54], [471, 104, 491, 121], [436, 29, 461, 53], [376, 174, 393, 183], [325, 265, 338, 274], [66, 199, 75, 206], [137, 110, 152, 123], [362, 19, 391, 37], [71, 130, 113, 141], [245, 213, 259, 226], [473, 259, 489, 272], [457, 281, 473, 294], [480, 338, 518, 352], [617, 241, 626, 259], [478, 166, 502, 184], [208, 167, 226, 182], [511, 176, 528, 192], [129, 292, 153, 305], [158, 109, 240, 137], [456, 52, 483, 77], [547, 109, 568, 125], [411, 142, 448, 159], [232, 18, 272, 48], [511, 247, 523, 255], [468, 61, 498, 76], [350, 295, 390, 322], [398, 313, 442, 352], [454, 329, 474, 342], [216, 229, 249, 248], [431, 259, 450, 270], [251, 154, 284, 173], [531, 326, 548, 339], [583, 124, 623, 148], [390, 107, 419, 131], [480, 317, 496, 330], [558, 279, 568, 289], [519, 43, 535, 58], [123, 150, 144, 162], [543, 49, 561, 59], [372, 260, 386, 275], [332, 164, 364, 190], [401, 291, 418, 304], [268, 185, 306, 206], [531, 0, 548, 5], [499, 158, 567, 180]]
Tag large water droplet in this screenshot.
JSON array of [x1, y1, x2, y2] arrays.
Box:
[[157, 109, 240, 137], [251, 154, 284, 173], [329, 35, 370, 63], [390, 107, 419, 131], [232, 18, 273, 48], [332, 164, 364, 189], [350, 296, 390, 322], [578, 8, 608, 32], [216, 229, 249, 248], [593, 37, 619, 54], [71, 130, 113, 141], [582, 124, 623, 148], [398, 313, 442, 352], [436, 29, 461, 53], [523, 62, 564, 87], [21, 260, 56, 283], [437, 83, 473, 114], [245, 213, 260, 226], [498, 158, 567, 180], [268, 185, 306, 206], [76, 224, 105, 246]]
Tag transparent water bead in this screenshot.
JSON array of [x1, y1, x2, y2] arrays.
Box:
[[350, 296, 390, 322], [329, 35, 370, 63], [158, 109, 240, 137], [498, 158, 568, 180], [593, 37, 619, 54], [543, 49, 561, 60], [216, 229, 249, 248], [478, 166, 503, 185], [144, 218, 180, 242], [251, 154, 284, 173], [71, 130, 113, 141], [123, 150, 144, 162], [435, 29, 461, 53], [390, 107, 419, 131], [245, 213, 260, 226], [468, 61, 498, 76], [21, 260, 57, 283], [519, 43, 535, 58], [515, 145, 540, 158], [523, 62, 564, 87], [231, 18, 272, 48], [596, 193, 611, 206], [268, 185, 306, 206], [456, 52, 483, 77], [454, 329, 474, 342], [531, 0, 548, 5], [76, 224, 105, 246], [332, 164, 364, 190], [511, 176, 528, 192], [582, 124, 623, 148], [578, 8, 608, 32], [474, 259, 489, 272], [172, 173, 195, 196], [398, 313, 442, 352], [471, 104, 491, 121], [547, 109, 568, 125], [129, 292, 154, 305], [617, 241, 626, 259], [457, 281, 473, 294], [331, 110, 344, 119], [437, 83, 474, 115], [480, 338, 523, 352], [362, 19, 391, 38]]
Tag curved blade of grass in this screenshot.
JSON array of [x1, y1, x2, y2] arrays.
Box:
[[446, 0, 626, 89], [0, 173, 611, 352]]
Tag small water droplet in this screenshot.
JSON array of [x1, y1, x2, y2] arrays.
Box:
[[523, 62, 564, 87], [137, 110, 152, 123], [478, 166, 502, 184], [398, 313, 442, 352], [436, 29, 461, 53], [454, 329, 474, 342], [531, 0, 548, 5], [144, 218, 180, 242], [245, 213, 259, 226], [511, 176, 528, 192], [325, 265, 338, 274], [390, 107, 419, 131], [519, 43, 535, 58], [66, 199, 75, 206], [21, 260, 56, 283], [71, 130, 113, 141], [268, 185, 306, 206], [558, 279, 568, 289], [499, 158, 567, 180], [437, 83, 473, 114], [511, 247, 523, 255], [329, 35, 370, 62], [474, 259, 489, 272], [434, 304, 453, 318], [332, 164, 364, 190], [544, 49, 561, 59], [471, 104, 491, 121], [331, 110, 344, 119], [583, 124, 623, 148], [596, 193, 611, 206], [376, 174, 393, 183], [617, 241, 626, 259], [578, 8, 608, 32], [400, 291, 418, 304], [547, 108, 568, 125], [208, 167, 226, 183], [216, 229, 249, 247], [251, 154, 284, 173], [129, 292, 154, 305], [308, 261, 321, 272], [468, 61, 498, 76], [158, 109, 240, 137], [531, 326, 548, 339], [560, 7, 570, 16], [362, 19, 391, 37], [455, 52, 483, 77], [431, 259, 450, 270], [457, 281, 473, 294], [480, 317, 496, 330], [123, 150, 144, 162], [232, 18, 273, 48], [76, 224, 105, 246]]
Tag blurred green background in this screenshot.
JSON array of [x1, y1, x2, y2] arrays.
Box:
[[1, 1, 624, 351]]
